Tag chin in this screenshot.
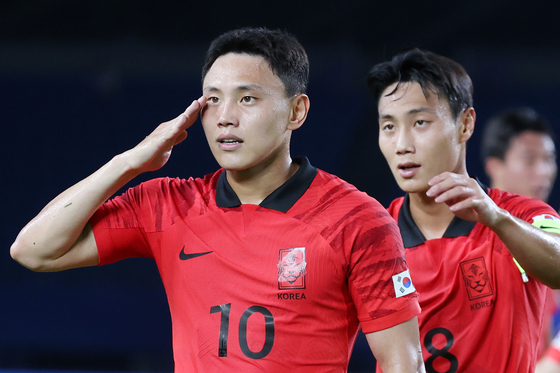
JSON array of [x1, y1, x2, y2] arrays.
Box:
[[217, 158, 254, 173], [213, 153, 245, 171], [218, 162, 246, 172], [396, 179, 429, 194]]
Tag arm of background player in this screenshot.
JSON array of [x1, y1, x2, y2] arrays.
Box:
[[10, 97, 206, 272], [366, 317, 425, 373], [428, 172, 560, 288]]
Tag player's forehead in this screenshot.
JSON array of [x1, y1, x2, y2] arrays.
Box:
[[503, 132, 556, 164], [202, 53, 285, 94], [510, 131, 556, 152], [378, 81, 452, 118]]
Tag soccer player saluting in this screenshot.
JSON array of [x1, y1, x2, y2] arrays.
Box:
[[367, 48, 560, 373], [11, 28, 424, 372]]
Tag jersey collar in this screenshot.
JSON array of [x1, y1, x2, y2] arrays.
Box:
[[398, 177, 488, 248], [216, 156, 318, 213]]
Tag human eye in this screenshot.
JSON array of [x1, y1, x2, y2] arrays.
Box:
[[207, 96, 220, 104], [380, 122, 395, 131], [241, 96, 256, 103], [415, 119, 427, 126]]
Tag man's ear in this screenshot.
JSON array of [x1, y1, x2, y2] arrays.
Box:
[[288, 94, 310, 130], [458, 107, 476, 143]]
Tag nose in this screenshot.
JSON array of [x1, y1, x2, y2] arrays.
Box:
[[395, 127, 414, 155], [217, 100, 239, 127]]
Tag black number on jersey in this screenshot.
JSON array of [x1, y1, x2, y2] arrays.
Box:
[[210, 303, 231, 357], [239, 306, 275, 359], [424, 327, 458, 373], [211, 303, 275, 359]]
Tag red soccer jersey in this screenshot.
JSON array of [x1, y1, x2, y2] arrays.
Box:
[[387, 186, 558, 373], [91, 157, 420, 373]]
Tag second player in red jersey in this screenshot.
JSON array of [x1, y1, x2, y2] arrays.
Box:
[[367, 48, 560, 373]]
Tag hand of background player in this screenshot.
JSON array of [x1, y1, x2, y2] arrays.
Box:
[[121, 96, 207, 175], [426, 172, 503, 227]]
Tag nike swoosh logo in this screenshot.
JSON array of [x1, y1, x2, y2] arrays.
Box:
[[179, 246, 213, 261], [539, 225, 560, 232]]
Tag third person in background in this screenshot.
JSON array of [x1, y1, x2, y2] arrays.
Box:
[[482, 107, 557, 203], [481, 108, 559, 362]]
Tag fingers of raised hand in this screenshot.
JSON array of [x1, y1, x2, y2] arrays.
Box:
[[159, 97, 207, 141], [181, 96, 208, 127], [431, 185, 473, 204], [136, 96, 207, 155], [427, 173, 470, 198], [447, 196, 480, 212]]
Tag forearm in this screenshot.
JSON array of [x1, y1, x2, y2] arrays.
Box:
[[367, 317, 425, 373], [489, 208, 560, 288], [10, 153, 138, 270], [378, 354, 425, 373], [377, 350, 425, 373]]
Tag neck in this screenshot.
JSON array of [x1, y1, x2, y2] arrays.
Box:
[[408, 191, 456, 240], [406, 161, 469, 239], [226, 154, 298, 205]]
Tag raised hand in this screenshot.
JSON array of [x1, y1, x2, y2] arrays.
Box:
[[426, 172, 502, 227], [122, 96, 207, 175]]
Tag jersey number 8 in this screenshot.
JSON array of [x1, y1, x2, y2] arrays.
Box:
[[424, 327, 458, 373]]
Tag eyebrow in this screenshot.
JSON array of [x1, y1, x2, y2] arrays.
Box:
[[203, 84, 266, 93], [379, 107, 437, 120]]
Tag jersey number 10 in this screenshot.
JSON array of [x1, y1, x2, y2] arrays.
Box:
[[210, 303, 275, 359]]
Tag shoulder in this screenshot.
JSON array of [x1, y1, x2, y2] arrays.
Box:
[[96, 171, 223, 225], [113, 170, 222, 207], [488, 187, 535, 207], [387, 197, 405, 219], [294, 169, 398, 235], [309, 169, 390, 214], [488, 188, 559, 222], [299, 170, 404, 257], [133, 171, 221, 194]]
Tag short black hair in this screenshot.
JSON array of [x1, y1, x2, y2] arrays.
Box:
[[481, 107, 556, 161], [366, 48, 473, 120], [202, 27, 309, 97]]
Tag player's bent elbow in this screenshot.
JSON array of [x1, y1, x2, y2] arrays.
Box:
[[10, 239, 54, 272]]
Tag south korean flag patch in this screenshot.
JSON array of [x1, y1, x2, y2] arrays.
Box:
[[392, 269, 416, 298]]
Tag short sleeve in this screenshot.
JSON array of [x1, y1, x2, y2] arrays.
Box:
[[347, 204, 420, 333], [496, 190, 560, 225], [90, 182, 157, 265]]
